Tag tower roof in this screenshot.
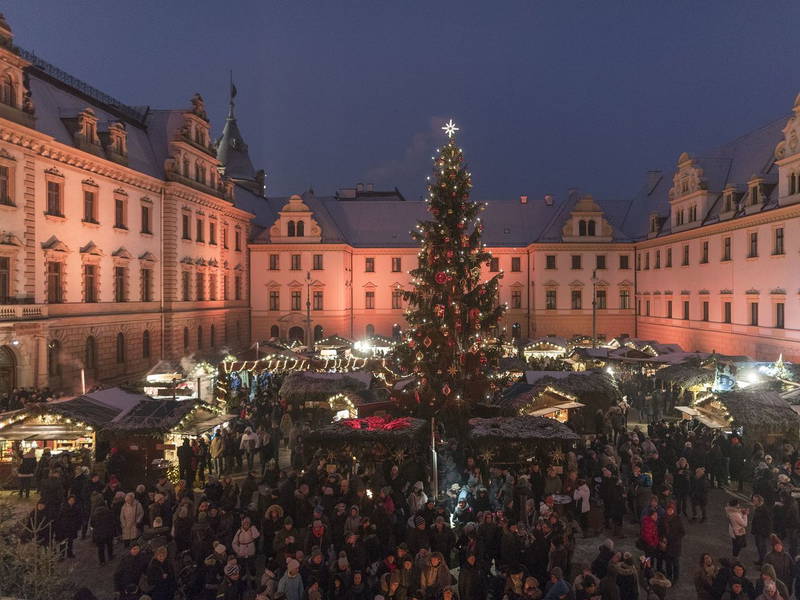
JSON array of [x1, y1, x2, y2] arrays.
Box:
[[216, 77, 256, 183]]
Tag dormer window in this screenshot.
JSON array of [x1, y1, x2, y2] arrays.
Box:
[[0, 74, 14, 107], [750, 184, 760, 206], [689, 205, 697, 222], [106, 122, 127, 157], [579, 220, 586, 236], [287, 220, 296, 237], [297, 221, 305, 236], [724, 192, 735, 212], [680, 177, 689, 194], [650, 215, 658, 233]]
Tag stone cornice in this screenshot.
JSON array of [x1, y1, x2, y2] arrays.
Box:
[[0, 117, 163, 193], [165, 182, 253, 221]]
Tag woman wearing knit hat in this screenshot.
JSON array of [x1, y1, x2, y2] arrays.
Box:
[[648, 572, 672, 600], [277, 557, 304, 600]]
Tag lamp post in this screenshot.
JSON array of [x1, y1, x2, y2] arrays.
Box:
[[305, 271, 314, 351], [591, 269, 598, 349]]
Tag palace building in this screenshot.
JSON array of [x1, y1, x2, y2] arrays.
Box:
[[2, 14, 800, 397]]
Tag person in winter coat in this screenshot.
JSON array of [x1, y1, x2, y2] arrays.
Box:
[[420, 551, 452, 599], [458, 552, 485, 600], [612, 554, 639, 600], [751, 495, 773, 565], [725, 499, 749, 558], [232, 516, 260, 585], [17, 449, 36, 498], [90, 500, 116, 565], [689, 468, 708, 522], [599, 561, 622, 600], [723, 577, 752, 600], [210, 433, 225, 474], [764, 535, 795, 596], [659, 502, 685, 582], [239, 426, 259, 472], [430, 516, 456, 563], [756, 579, 785, 600], [113, 540, 149, 595], [543, 566, 572, 600], [277, 557, 304, 600], [574, 479, 592, 536], [756, 563, 790, 600], [55, 494, 82, 558], [694, 554, 717, 600], [408, 481, 428, 516], [146, 546, 177, 600], [120, 491, 144, 547], [592, 539, 616, 580], [639, 511, 660, 560]]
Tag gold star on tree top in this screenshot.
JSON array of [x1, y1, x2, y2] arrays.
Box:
[[442, 119, 459, 138]]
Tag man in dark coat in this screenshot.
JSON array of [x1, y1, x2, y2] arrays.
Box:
[[90, 500, 116, 564], [689, 467, 709, 522], [458, 552, 486, 600], [114, 540, 149, 594], [55, 495, 82, 558], [751, 494, 772, 565]]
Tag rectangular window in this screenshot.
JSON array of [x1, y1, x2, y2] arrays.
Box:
[[776, 303, 785, 329], [182, 214, 191, 240], [723, 301, 732, 323], [46, 262, 62, 303], [392, 257, 402, 272], [235, 230, 241, 251], [114, 197, 126, 228], [365, 290, 375, 309], [196, 218, 204, 242], [222, 275, 229, 300], [774, 227, 785, 255], [683, 300, 690, 320], [84, 264, 97, 303], [619, 255, 629, 270], [182, 271, 191, 301], [545, 289, 557, 310], [0, 165, 10, 204], [546, 255, 556, 270], [646, 300, 651, 316], [682, 245, 689, 266], [208, 274, 217, 301], [313, 291, 323, 310], [46, 181, 62, 216], [511, 289, 522, 309], [222, 226, 228, 249], [571, 255, 582, 270], [721, 237, 731, 261], [209, 221, 216, 244], [619, 289, 630, 309], [749, 232, 758, 258], [596, 289, 607, 309], [392, 289, 403, 309], [234, 275, 242, 300], [365, 257, 375, 272], [636, 254, 641, 271], [667, 300, 672, 318], [701, 241, 709, 263], [596, 255, 606, 270], [140, 203, 151, 234], [195, 272, 204, 301], [313, 254, 323, 270], [644, 253, 650, 270], [269, 254, 279, 270], [114, 266, 126, 302], [666, 248, 672, 268], [489, 257, 499, 272], [0, 256, 10, 301], [702, 301, 709, 322], [291, 290, 301, 311], [511, 257, 521, 272], [141, 268, 152, 302], [571, 290, 582, 310], [750, 302, 759, 326], [654, 251, 660, 269], [83, 190, 96, 222], [290, 254, 301, 270]]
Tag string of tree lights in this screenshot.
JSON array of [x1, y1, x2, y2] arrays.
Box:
[[396, 120, 505, 422]]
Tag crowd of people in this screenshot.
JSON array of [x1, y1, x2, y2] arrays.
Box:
[[9, 393, 800, 600]]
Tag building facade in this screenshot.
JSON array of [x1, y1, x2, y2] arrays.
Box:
[[0, 16, 252, 395]]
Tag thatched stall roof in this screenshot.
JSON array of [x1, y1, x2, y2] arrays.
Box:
[[500, 371, 621, 413], [279, 371, 372, 406], [694, 390, 800, 436], [655, 362, 715, 390], [499, 356, 529, 374], [469, 416, 578, 443], [305, 416, 428, 450]]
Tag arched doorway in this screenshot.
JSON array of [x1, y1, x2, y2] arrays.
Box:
[[288, 326, 304, 342], [270, 325, 279, 339], [314, 325, 324, 342], [365, 324, 375, 337], [0, 345, 15, 396]]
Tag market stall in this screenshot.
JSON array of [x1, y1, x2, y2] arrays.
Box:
[[467, 415, 578, 465], [523, 336, 568, 360], [655, 361, 715, 401]]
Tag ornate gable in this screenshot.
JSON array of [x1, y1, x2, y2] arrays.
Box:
[[561, 195, 613, 242], [270, 194, 322, 243], [669, 153, 707, 201], [776, 93, 800, 161]]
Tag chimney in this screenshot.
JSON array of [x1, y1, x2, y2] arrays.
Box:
[[356, 183, 364, 193], [519, 195, 528, 204], [544, 194, 554, 206], [366, 183, 374, 192]]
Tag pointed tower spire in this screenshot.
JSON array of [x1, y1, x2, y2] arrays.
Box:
[[216, 72, 258, 187]]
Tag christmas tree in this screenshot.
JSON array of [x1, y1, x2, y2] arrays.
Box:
[[397, 120, 505, 420]]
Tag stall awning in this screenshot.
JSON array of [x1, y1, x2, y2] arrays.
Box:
[[529, 401, 585, 417], [180, 413, 235, 436], [695, 414, 728, 429], [1, 424, 91, 440], [675, 405, 700, 417]]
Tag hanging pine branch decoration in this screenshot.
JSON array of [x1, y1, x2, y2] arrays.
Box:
[[396, 120, 505, 419]]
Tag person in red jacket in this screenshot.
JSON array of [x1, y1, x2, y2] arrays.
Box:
[[639, 510, 660, 560]]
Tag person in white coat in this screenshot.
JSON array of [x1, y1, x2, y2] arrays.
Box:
[[119, 491, 144, 547], [725, 498, 749, 557], [239, 427, 260, 472], [573, 478, 592, 537], [232, 516, 260, 584]]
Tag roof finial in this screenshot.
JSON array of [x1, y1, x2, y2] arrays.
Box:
[[228, 70, 237, 118]]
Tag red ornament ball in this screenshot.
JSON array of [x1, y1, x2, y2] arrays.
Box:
[[435, 272, 448, 284]]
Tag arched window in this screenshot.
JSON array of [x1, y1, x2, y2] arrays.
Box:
[[578, 220, 587, 236], [142, 330, 151, 359], [314, 324, 324, 342], [210, 324, 216, 348], [197, 326, 203, 349], [0, 74, 14, 107], [587, 220, 596, 236], [116, 333, 125, 363], [183, 327, 190, 350], [85, 336, 97, 371], [47, 340, 61, 376], [270, 325, 280, 339], [365, 324, 375, 337], [287, 220, 296, 237], [288, 326, 304, 342], [296, 221, 305, 236]]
